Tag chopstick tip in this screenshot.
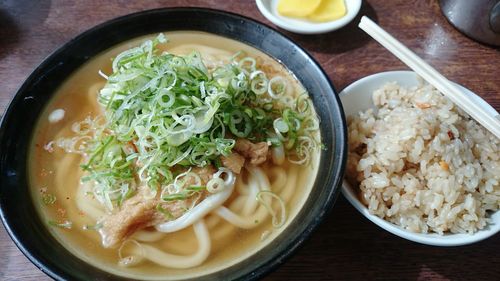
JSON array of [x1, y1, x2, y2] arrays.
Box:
[[359, 16, 374, 30]]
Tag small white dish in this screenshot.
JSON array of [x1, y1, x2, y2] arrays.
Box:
[[255, 0, 362, 34], [339, 70, 500, 246]]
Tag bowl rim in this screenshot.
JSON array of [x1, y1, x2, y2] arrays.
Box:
[[255, 0, 362, 34], [0, 7, 347, 281], [339, 70, 500, 246]]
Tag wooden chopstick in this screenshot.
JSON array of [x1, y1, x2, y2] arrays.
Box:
[[358, 16, 500, 139]]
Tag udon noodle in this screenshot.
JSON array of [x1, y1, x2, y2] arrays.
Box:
[[30, 32, 320, 279]]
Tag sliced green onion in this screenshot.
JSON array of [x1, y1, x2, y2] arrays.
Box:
[[256, 190, 287, 228], [273, 118, 289, 133], [156, 89, 175, 108], [268, 76, 287, 99], [162, 193, 188, 201], [48, 220, 73, 229], [156, 204, 174, 219], [42, 193, 57, 205], [83, 223, 103, 230], [186, 186, 206, 192], [54, 34, 320, 211], [207, 177, 225, 193], [238, 57, 256, 72], [228, 110, 252, 138], [118, 239, 145, 267]]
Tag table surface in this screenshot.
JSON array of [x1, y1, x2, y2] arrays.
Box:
[[1, 0, 499, 280]]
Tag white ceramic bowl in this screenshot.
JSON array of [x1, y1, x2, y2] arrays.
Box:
[[339, 71, 500, 246], [255, 0, 362, 34]]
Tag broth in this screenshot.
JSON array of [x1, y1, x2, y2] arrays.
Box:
[[30, 31, 320, 280]]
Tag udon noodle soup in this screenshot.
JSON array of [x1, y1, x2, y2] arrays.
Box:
[[30, 32, 320, 279]]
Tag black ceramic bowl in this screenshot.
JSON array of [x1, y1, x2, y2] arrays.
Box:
[[0, 8, 346, 281]]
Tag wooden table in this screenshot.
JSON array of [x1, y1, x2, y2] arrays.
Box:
[[1, 0, 499, 280]]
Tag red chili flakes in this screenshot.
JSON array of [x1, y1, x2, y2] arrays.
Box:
[[57, 208, 67, 217], [447, 131, 455, 140], [440, 161, 449, 171], [416, 102, 431, 109]]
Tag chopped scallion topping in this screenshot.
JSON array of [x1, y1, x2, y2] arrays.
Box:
[[156, 204, 174, 219], [55, 34, 319, 210], [48, 220, 73, 229], [41, 193, 57, 205], [83, 223, 103, 230]]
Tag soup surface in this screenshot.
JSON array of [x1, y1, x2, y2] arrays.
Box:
[[30, 31, 320, 280]]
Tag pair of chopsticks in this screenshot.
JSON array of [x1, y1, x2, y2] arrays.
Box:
[[358, 16, 500, 139]]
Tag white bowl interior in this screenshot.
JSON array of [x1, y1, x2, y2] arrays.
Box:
[[339, 70, 500, 246], [255, 0, 362, 34]]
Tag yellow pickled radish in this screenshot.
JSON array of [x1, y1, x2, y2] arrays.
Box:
[[308, 0, 347, 22], [277, 0, 322, 18]]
